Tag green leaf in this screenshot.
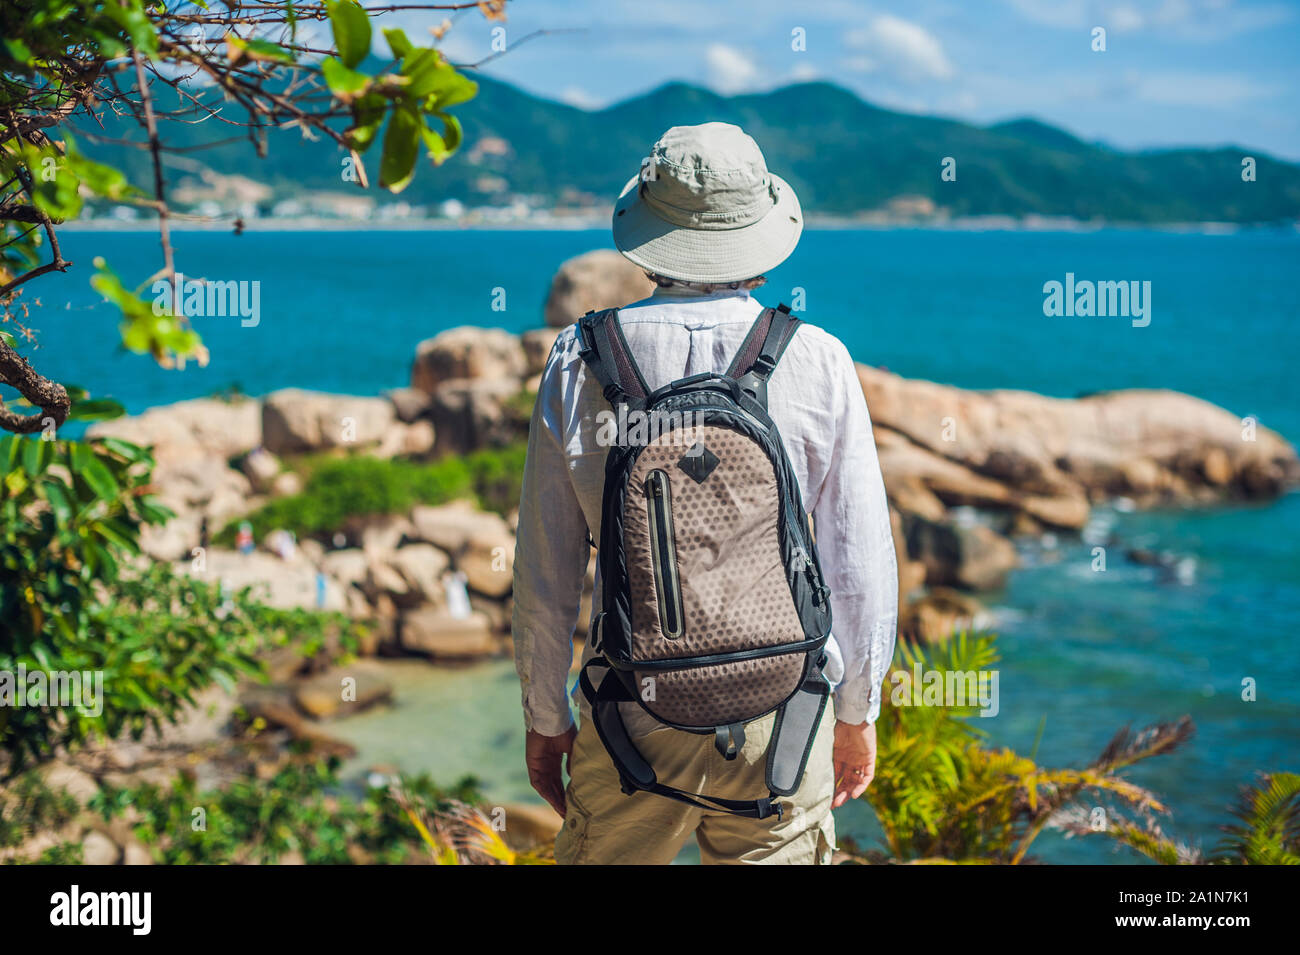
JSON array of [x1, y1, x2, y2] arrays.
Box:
[[383, 28, 413, 60], [439, 113, 463, 153], [41, 478, 72, 525], [2, 434, 21, 471], [95, 518, 140, 554], [322, 56, 369, 97], [69, 397, 126, 423], [346, 93, 388, 152], [97, 436, 144, 461], [327, 0, 372, 70], [22, 141, 82, 221], [21, 436, 49, 477], [79, 457, 120, 501], [420, 125, 449, 166], [431, 72, 478, 110], [101, 0, 159, 55], [379, 106, 420, 193], [92, 258, 207, 369], [244, 38, 296, 64], [399, 48, 447, 99], [4, 38, 34, 67]]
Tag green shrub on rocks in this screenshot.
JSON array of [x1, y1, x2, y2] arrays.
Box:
[[219, 442, 527, 545]]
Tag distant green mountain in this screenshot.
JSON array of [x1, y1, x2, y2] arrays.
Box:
[[75, 73, 1300, 224]]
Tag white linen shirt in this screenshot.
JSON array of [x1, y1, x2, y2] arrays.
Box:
[[512, 283, 898, 737]]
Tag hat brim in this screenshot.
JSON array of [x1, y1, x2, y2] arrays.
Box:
[[610, 173, 803, 284]]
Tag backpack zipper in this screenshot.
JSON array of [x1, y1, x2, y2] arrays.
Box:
[[645, 469, 685, 639], [786, 502, 828, 610]]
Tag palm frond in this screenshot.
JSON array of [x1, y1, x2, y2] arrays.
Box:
[[1050, 805, 1202, 864], [1093, 717, 1194, 773], [1215, 772, 1300, 865]]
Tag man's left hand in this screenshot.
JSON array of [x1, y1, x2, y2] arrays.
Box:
[[831, 719, 877, 809]]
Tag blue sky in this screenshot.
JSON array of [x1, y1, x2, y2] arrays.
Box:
[[381, 0, 1300, 160]]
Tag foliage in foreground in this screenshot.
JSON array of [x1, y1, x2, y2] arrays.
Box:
[[859, 630, 1295, 865], [2, 0, 488, 435], [217, 441, 528, 545], [0, 419, 366, 776], [3, 756, 552, 865]]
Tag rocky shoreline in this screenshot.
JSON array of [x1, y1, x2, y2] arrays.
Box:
[[88, 249, 1300, 656], [8, 248, 1295, 864]]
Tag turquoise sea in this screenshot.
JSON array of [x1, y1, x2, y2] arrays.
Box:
[[28, 226, 1300, 863]]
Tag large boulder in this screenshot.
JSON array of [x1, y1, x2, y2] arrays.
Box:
[[81, 831, 122, 866], [521, 327, 563, 376], [427, 378, 523, 455], [139, 512, 202, 563], [374, 419, 436, 459], [889, 507, 927, 603], [343, 513, 413, 555], [410, 327, 527, 396], [180, 549, 347, 612], [399, 608, 496, 659], [905, 515, 1019, 592], [408, 500, 514, 598], [544, 249, 656, 328], [857, 364, 1299, 505], [320, 548, 371, 590], [458, 528, 515, 598], [384, 386, 434, 423], [899, 588, 987, 645], [293, 665, 394, 719], [387, 543, 452, 605], [149, 455, 253, 514], [87, 396, 260, 465], [239, 447, 282, 493], [261, 389, 395, 455], [410, 501, 511, 554], [37, 760, 101, 806]]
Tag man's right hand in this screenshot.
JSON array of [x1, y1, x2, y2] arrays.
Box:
[[831, 719, 878, 809], [526, 724, 577, 816]]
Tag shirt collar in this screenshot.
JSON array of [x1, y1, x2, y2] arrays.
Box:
[[648, 283, 752, 301]]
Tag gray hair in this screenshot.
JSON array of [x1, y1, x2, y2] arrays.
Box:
[[645, 272, 767, 293]]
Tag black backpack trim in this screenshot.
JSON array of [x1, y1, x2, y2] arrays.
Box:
[[577, 308, 650, 409], [576, 304, 832, 821]]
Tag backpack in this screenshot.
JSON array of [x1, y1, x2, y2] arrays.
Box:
[[576, 303, 833, 821]]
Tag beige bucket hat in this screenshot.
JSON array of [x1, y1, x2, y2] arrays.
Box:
[[611, 122, 803, 284]]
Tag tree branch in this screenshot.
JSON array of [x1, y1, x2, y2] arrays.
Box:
[[0, 340, 70, 434]]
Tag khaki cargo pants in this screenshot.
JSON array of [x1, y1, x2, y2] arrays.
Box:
[[555, 702, 836, 865]]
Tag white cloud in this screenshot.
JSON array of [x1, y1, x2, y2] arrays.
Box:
[[1002, 0, 1293, 38], [1132, 71, 1278, 106], [1109, 4, 1146, 31], [558, 86, 604, 109], [705, 43, 760, 94], [846, 14, 955, 82]]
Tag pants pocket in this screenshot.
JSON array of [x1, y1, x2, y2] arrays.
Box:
[[813, 822, 834, 865], [554, 786, 592, 865]]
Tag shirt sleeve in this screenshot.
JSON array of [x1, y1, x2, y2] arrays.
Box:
[[810, 340, 898, 725], [511, 340, 588, 736]]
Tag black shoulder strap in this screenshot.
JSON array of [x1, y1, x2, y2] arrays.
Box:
[[579, 660, 781, 820], [576, 308, 649, 409], [578, 655, 829, 818], [727, 303, 802, 408]]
